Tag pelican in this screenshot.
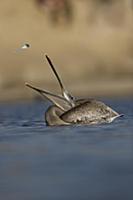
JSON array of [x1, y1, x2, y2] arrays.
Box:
[[26, 55, 122, 126]]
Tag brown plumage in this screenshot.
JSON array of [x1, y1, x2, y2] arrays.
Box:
[[26, 55, 121, 126]]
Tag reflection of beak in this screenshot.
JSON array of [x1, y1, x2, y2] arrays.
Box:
[[25, 83, 72, 111]]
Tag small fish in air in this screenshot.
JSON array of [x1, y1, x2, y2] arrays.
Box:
[[16, 43, 30, 52]]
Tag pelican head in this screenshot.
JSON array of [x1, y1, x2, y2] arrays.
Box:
[[26, 54, 77, 125], [25, 82, 72, 126]]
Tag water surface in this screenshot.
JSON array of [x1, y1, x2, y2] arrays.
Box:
[[0, 98, 133, 200]]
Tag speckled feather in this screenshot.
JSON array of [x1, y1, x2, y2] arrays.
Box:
[[61, 99, 119, 124]]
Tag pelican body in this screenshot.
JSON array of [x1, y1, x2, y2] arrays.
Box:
[[26, 55, 121, 126]]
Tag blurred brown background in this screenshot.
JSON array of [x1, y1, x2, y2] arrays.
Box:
[[0, 0, 133, 101]]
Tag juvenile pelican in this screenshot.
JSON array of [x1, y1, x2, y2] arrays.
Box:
[[26, 55, 122, 126]]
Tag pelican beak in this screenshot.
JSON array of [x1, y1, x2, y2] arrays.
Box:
[[45, 55, 75, 107], [25, 83, 72, 111]]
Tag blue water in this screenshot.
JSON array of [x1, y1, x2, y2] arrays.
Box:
[[0, 98, 133, 200]]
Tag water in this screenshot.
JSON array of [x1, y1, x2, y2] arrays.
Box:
[[0, 98, 133, 200]]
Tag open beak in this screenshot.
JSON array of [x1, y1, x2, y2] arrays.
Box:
[[45, 55, 75, 107], [25, 83, 72, 111]]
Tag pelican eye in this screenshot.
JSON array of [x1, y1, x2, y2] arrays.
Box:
[[68, 94, 75, 102]]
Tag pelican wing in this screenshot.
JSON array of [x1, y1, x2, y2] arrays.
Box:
[[61, 100, 120, 124]]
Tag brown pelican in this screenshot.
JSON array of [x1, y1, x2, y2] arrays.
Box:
[[26, 55, 122, 126]]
